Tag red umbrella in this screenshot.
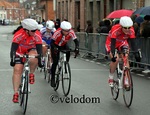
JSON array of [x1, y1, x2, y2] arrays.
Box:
[[106, 9, 133, 19]]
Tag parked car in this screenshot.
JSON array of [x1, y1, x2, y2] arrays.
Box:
[[0, 18, 2, 25], [3, 19, 10, 25]]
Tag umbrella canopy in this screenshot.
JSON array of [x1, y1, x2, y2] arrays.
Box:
[[106, 9, 133, 19], [133, 6, 150, 15]]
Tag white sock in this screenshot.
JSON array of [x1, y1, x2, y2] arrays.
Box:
[[109, 73, 114, 79]]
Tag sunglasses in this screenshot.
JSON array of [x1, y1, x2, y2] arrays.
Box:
[[62, 29, 70, 32], [122, 27, 131, 29], [30, 30, 37, 32]]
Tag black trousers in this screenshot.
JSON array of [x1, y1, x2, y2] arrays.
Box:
[[51, 44, 70, 80]]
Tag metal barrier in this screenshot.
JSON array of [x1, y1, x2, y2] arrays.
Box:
[[75, 32, 88, 51], [72, 32, 150, 70]]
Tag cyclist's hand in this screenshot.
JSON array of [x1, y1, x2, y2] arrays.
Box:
[[10, 58, 15, 67], [54, 47, 58, 54], [10, 53, 15, 67], [111, 56, 117, 62], [74, 48, 79, 58], [38, 58, 44, 68], [38, 55, 44, 68]]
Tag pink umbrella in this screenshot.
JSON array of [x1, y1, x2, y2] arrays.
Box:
[[106, 9, 133, 19]]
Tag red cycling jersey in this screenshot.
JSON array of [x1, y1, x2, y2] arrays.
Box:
[[52, 28, 77, 46], [12, 28, 42, 54], [105, 24, 135, 52]]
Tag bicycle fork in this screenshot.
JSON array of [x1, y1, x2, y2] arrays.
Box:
[[117, 63, 123, 89]]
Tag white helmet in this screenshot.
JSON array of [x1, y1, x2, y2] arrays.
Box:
[[119, 16, 133, 27], [46, 20, 55, 29], [37, 24, 43, 30], [21, 18, 38, 30], [60, 21, 72, 30]]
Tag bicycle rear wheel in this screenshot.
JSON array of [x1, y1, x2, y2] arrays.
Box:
[[123, 69, 133, 107], [62, 62, 71, 96], [53, 64, 60, 91], [111, 69, 120, 100], [19, 71, 29, 114]]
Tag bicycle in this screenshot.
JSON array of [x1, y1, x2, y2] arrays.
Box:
[[53, 49, 77, 96], [111, 48, 133, 107], [17, 53, 39, 114], [42, 44, 52, 83]]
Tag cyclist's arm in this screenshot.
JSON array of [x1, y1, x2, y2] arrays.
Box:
[[10, 42, 19, 59], [36, 44, 42, 56], [111, 38, 116, 57], [36, 44, 44, 67], [50, 39, 58, 48], [73, 39, 79, 48]]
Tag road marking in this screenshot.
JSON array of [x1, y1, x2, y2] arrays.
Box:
[[136, 74, 145, 77], [71, 69, 108, 71]]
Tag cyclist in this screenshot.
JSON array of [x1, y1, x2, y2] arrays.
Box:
[[40, 20, 56, 57], [10, 18, 43, 103], [105, 16, 140, 87], [50, 21, 79, 87]]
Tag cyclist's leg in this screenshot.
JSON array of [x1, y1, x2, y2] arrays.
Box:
[[28, 49, 38, 84], [42, 40, 48, 57], [28, 49, 38, 73], [61, 44, 70, 62], [109, 52, 119, 86], [120, 45, 130, 68], [51, 47, 59, 87], [12, 57, 24, 103]]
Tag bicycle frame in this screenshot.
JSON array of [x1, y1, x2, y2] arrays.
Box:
[[111, 49, 133, 107], [54, 50, 73, 96], [21, 58, 31, 93], [116, 49, 129, 88], [17, 53, 39, 114]]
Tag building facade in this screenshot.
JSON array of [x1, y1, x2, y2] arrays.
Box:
[[36, 0, 55, 22], [0, 0, 25, 22], [55, 0, 147, 32]]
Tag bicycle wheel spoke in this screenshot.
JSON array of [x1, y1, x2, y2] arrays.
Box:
[[19, 72, 29, 114], [62, 62, 71, 96], [53, 65, 60, 91], [123, 70, 133, 107], [111, 69, 119, 100]]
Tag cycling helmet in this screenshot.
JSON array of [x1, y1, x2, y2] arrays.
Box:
[[21, 18, 38, 30], [37, 24, 43, 30], [119, 16, 133, 27], [46, 20, 55, 29], [60, 21, 72, 30]]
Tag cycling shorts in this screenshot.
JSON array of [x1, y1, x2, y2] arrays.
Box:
[[42, 38, 52, 45], [15, 48, 36, 65]]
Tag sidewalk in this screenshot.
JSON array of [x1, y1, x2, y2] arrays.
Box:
[[77, 51, 150, 78]]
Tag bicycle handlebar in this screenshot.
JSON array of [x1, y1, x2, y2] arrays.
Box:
[[16, 52, 40, 58], [59, 49, 78, 58]]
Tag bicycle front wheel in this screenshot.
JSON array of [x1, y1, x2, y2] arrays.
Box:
[[19, 71, 29, 114], [62, 62, 71, 96], [123, 69, 133, 107], [53, 64, 60, 91], [47, 54, 52, 83], [111, 69, 119, 100]]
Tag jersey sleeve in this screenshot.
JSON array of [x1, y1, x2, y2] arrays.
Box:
[[69, 30, 77, 40], [12, 33, 22, 44], [110, 26, 118, 39], [129, 27, 136, 39], [34, 31, 42, 44]]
